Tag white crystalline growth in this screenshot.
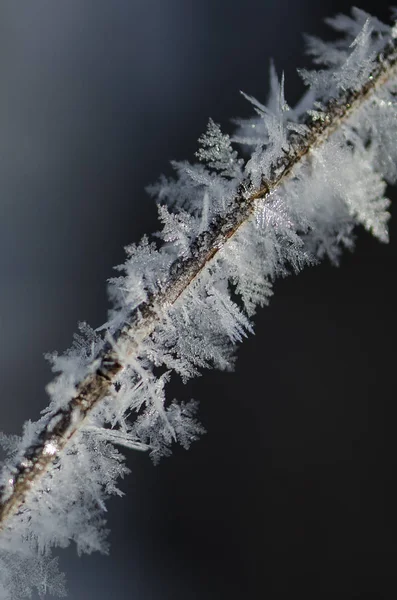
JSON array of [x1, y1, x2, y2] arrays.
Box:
[[0, 7, 396, 599]]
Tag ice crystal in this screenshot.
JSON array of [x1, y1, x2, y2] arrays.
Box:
[[0, 7, 396, 598], [196, 118, 244, 178]]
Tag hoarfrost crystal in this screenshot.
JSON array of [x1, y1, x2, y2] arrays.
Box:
[[0, 7, 396, 599]]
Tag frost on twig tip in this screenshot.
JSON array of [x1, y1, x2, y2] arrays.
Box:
[[0, 7, 396, 598]]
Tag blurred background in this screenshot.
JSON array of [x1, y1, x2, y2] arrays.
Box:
[[0, 1, 396, 598]]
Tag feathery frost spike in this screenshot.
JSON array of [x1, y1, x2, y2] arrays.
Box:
[[0, 7, 396, 598], [196, 118, 244, 178]]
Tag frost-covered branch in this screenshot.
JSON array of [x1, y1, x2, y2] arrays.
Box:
[[1, 7, 396, 598]]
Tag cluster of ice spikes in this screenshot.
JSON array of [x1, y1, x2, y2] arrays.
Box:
[[0, 7, 396, 598]]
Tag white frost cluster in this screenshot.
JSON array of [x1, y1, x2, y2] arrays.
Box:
[[0, 7, 396, 598]]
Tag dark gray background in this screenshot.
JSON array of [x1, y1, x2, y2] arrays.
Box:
[[1, 1, 396, 598]]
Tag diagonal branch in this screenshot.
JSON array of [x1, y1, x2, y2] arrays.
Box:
[[1, 31, 396, 532]]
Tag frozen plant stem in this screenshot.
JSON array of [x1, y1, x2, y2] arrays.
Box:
[[1, 10, 397, 533], [0, 8, 396, 598]]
